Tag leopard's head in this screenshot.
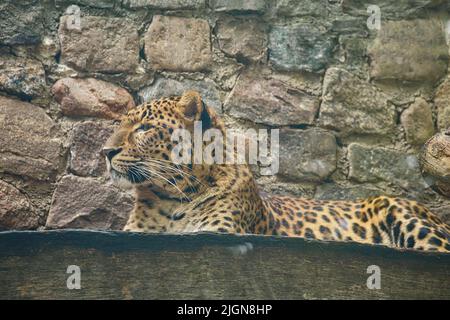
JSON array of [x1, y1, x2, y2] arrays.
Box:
[[103, 90, 219, 197]]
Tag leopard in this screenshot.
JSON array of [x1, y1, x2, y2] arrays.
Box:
[[103, 90, 450, 253]]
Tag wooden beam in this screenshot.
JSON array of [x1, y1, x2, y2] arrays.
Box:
[[0, 230, 449, 299]]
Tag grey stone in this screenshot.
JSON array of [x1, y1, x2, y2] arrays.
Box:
[[138, 77, 222, 113], [0, 55, 46, 99], [273, 0, 328, 17], [348, 143, 428, 191], [46, 175, 134, 230], [122, 0, 204, 9], [69, 121, 115, 177], [330, 15, 368, 36], [337, 36, 369, 71], [315, 183, 382, 201], [224, 69, 319, 126], [58, 15, 139, 73], [52, 78, 135, 119], [368, 19, 448, 83], [0, 179, 39, 230], [401, 98, 435, 146], [144, 15, 211, 72], [0, 96, 63, 181], [318, 68, 396, 138], [279, 128, 337, 182], [209, 0, 267, 12], [216, 17, 267, 62], [435, 77, 450, 130], [208, 55, 244, 91], [269, 23, 336, 73], [0, 0, 47, 45]]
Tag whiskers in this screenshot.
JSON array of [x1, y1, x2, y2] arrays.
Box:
[[128, 158, 206, 203], [145, 158, 206, 188], [127, 165, 149, 184]]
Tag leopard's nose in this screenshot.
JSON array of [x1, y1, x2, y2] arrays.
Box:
[[103, 147, 123, 162]]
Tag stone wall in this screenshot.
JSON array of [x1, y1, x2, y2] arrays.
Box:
[[1, 0, 450, 230]]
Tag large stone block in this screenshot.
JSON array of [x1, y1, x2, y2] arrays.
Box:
[[0, 96, 63, 181], [0, 55, 46, 99], [144, 15, 211, 72], [278, 128, 337, 182], [46, 175, 134, 230], [58, 15, 139, 73], [269, 23, 336, 73], [224, 69, 319, 126], [216, 17, 267, 62], [0, 179, 39, 230], [69, 121, 115, 177], [368, 19, 448, 83], [138, 77, 222, 113], [318, 68, 396, 138], [348, 143, 428, 191], [52, 78, 135, 119], [400, 98, 435, 146]]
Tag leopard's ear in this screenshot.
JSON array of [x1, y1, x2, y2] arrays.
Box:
[[177, 90, 214, 130], [177, 90, 203, 121]]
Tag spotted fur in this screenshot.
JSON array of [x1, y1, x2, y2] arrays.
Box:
[[104, 91, 450, 253]]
